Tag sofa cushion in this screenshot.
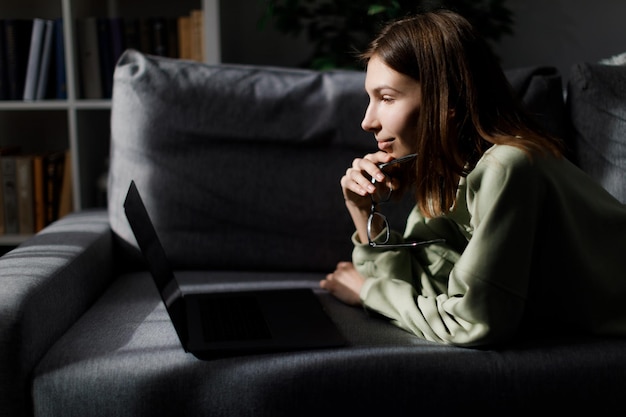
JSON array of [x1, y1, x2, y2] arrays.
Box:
[[505, 66, 570, 141], [108, 51, 568, 272], [109, 50, 375, 272], [32, 270, 626, 416], [567, 62, 626, 203]]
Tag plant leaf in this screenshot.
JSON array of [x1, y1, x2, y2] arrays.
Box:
[[368, 5, 388, 15]]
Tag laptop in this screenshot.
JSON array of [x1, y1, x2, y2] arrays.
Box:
[[123, 180, 346, 359]]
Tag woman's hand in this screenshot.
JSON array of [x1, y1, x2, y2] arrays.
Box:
[[320, 262, 366, 306], [341, 152, 395, 243], [341, 151, 394, 209]]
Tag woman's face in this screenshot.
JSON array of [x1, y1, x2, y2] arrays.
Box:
[[361, 55, 422, 159]]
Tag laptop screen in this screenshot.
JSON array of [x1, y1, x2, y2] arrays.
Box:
[[123, 180, 182, 308]]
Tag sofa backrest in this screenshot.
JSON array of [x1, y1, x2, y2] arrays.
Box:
[[108, 50, 568, 272], [567, 62, 626, 204]]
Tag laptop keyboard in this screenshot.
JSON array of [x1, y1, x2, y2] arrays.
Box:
[[199, 295, 272, 342]]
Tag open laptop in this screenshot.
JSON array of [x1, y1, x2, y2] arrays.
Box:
[[123, 180, 346, 359]]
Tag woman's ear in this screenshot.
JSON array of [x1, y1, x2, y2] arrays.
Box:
[[448, 108, 456, 119]]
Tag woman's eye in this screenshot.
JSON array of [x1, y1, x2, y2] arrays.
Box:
[[381, 96, 393, 103]]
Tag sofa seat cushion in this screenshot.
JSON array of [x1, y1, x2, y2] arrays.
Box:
[[32, 271, 626, 416]]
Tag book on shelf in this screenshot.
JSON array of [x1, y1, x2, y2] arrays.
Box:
[[15, 155, 34, 234], [0, 147, 20, 235], [152, 17, 167, 57], [109, 17, 125, 75], [1, 156, 18, 235], [35, 19, 55, 100], [54, 18, 67, 99], [75, 10, 206, 98], [23, 18, 45, 100], [96, 17, 114, 98], [42, 151, 66, 227], [23, 18, 55, 101], [122, 17, 140, 52], [58, 150, 73, 219], [76, 17, 102, 99], [0, 18, 66, 101], [151, 17, 179, 59], [138, 18, 152, 55], [4, 19, 33, 100], [177, 16, 192, 60], [166, 18, 179, 59], [0, 20, 7, 100], [190, 10, 205, 63], [0, 149, 72, 236], [31, 154, 44, 232], [1, 10, 206, 101]]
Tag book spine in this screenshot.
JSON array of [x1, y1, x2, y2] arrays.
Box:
[[76, 17, 102, 99], [139, 18, 153, 55], [35, 19, 54, 100], [123, 18, 140, 52], [190, 10, 205, 62], [166, 18, 179, 59], [32, 154, 45, 232], [177, 16, 191, 60], [57, 150, 73, 218], [0, 20, 8, 100], [4, 20, 17, 100], [97, 17, 113, 99], [54, 18, 67, 99], [1, 156, 19, 234], [43, 151, 65, 226], [109, 17, 125, 66], [23, 18, 46, 101], [5, 19, 33, 100], [15, 156, 34, 234], [151, 17, 167, 57]]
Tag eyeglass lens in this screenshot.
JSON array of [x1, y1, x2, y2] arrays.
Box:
[[367, 211, 391, 244]]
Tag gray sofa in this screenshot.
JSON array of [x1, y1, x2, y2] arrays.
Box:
[[1, 49, 625, 417]]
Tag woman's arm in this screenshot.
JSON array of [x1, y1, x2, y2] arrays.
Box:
[[320, 151, 396, 304]]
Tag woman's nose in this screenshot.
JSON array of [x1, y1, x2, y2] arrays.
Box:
[[361, 105, 379, 132]]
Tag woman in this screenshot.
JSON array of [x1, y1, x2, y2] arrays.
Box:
[[320, 9, 626, 347]]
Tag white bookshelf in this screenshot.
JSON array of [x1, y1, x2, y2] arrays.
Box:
[[0, 0, 221, 246]]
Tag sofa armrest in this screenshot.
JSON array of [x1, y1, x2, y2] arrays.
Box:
[[0, 209, 114, 417]]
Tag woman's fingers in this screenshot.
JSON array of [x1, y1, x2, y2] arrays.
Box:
[[320, 262, 364, 306], [342, 153, 392, 198], [342, 165, 374, 197]]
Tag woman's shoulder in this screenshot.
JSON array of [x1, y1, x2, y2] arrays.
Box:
[[470, 144, 538, 182], [480, 144, 534, 165], [466, 144, 564, 201]]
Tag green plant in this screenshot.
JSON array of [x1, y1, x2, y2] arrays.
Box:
[[259, 0, 513, 70]]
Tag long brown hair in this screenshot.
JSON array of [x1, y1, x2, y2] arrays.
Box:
[[362, 10, 563, 217]]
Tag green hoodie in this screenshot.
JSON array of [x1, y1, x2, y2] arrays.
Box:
[[354, 144, 626, 347]]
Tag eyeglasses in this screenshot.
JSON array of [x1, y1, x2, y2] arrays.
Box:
[[367, 153, 445, 249]]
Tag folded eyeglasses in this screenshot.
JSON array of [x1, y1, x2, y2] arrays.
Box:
[[367, 153, 445, 249]]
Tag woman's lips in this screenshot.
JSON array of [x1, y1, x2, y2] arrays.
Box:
[[377, 140, 394, 151]]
